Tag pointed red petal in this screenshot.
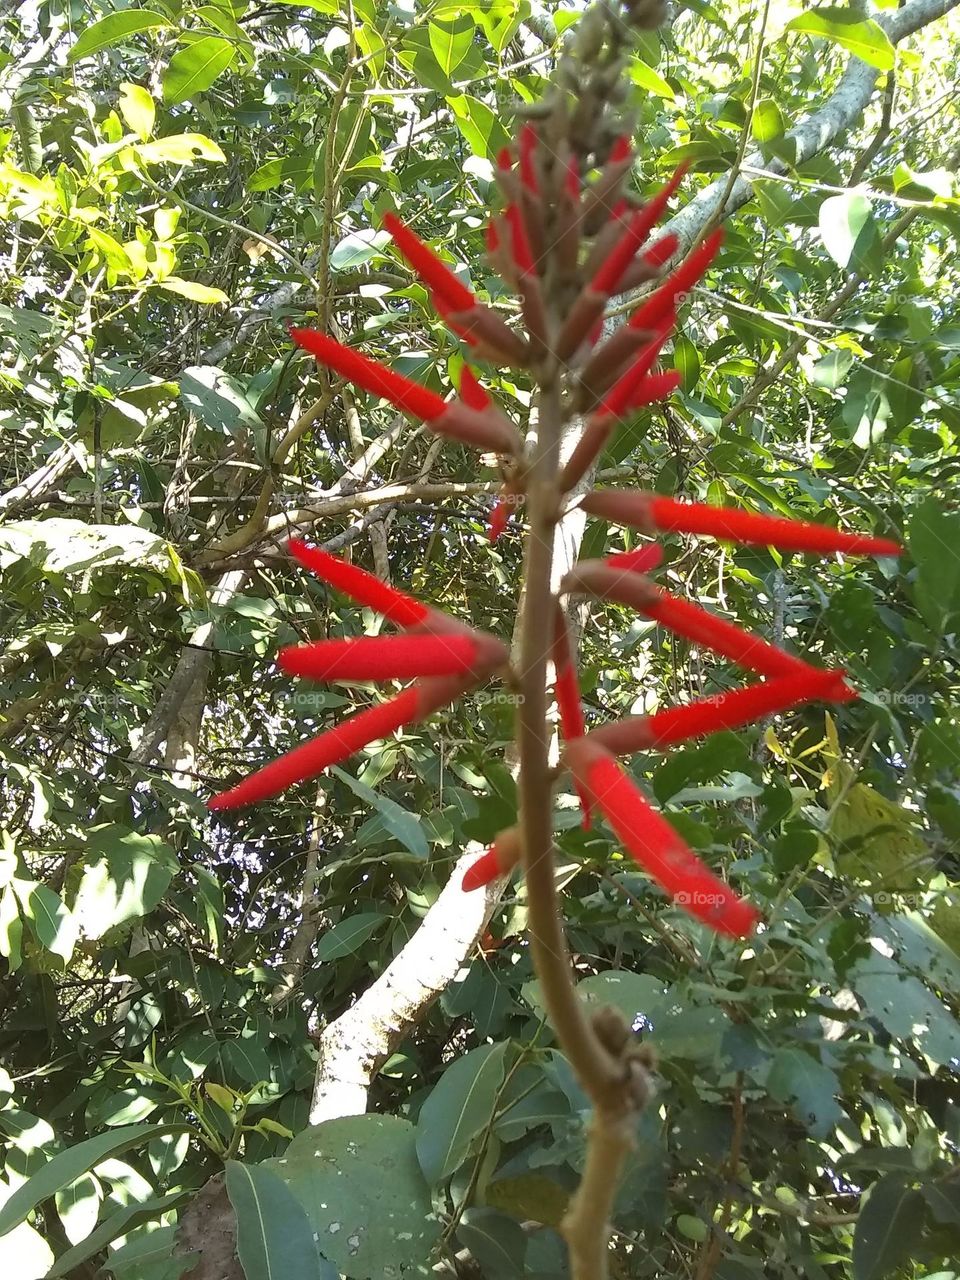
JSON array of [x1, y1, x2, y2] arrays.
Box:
[[630, 163, 688, 245], [568, 743, 759, 937], [644, 669, 855, 747], [459, 365, 491, 411], [624, 370, 681, 410], [649, 497, 902, 557], [519, 123, 539, 194], [643, 232, 679, 268], [552, 608, 592, 827], [462, 827, 523, 891], [629, 229, 723, 331], [208, 686, 423, 810], [638, 588, 812, 679], [290, 328, 447, 422], [488, 496, 511, 542], [505, 204, 536, 275], [606, 543, 664, 575], [383, 213, 475, 312], [591, 210, 656, 295], [596, 324, 674, 420], [278, 633, 481, 682], [288, 539, 430, 628], [610, 136, 632, 163], [486, 220, 500, 253]]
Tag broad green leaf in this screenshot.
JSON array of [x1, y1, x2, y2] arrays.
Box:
[[162, 36, 236, 104], [331, 766, 429, 857], [329, 229, 391, 271], [457, 1208, 526, 1279], [853, 1175, 925, 1280], [0, 886, 22, 973], [766, 1048, 842, 1137], [819, 193, 873, 270], [136, 134, 226, 165], [179, 365, 262, 435], [629, 61, 675, 98], [271, 1115, 437, 1276], [46, 1190, 192, 1278], [72, 826, 177, 940], [576, 971, 669, 1029], [910, 497, 960, 631], [429, 17, 475, 77], [673, 335, 700, 391], [11, 878, 77, 961], [0, 1124, 189, 1237], [785, 9, 895, 71], [315, 912, 388, 961], [69, 11, 169, 62], [810, 349, 855, 389], [158, 277, 230, 305], [118, 83, 155, 141], [447, 94, 511, 161], [55, 1173, 101, 1246], [225, 1161, 326, 1280], [415, 1042, 508, 1183], [752, 97, 785, 143]]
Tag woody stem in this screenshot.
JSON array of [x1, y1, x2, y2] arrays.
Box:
[[518, 375, 641, 1280]]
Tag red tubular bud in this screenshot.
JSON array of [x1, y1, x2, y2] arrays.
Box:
[[290, 328, 447, 422], [648, 497, 902, 557], [289, 540, 430, 628], [591, 668, 854, 756], [552, 606, 591, 826], [278, 632, 501, 683], [606, 543, 664, 575], [462, 826, 523, 891], [565, 740, 759, 938], [591, 210, 656, 296], [629, 230, 724, 331], [442, 304, 530, 367], [630, 163, 689, 246], [383, 213, 475, 312], [610, 136, 632, 162], [624, 370, 681, 411], [506, 204, 536, 276], [209, 679, 468, 810], [458, 366, 490, 411], [519, 123, 539, 194], [643, 232, 679, 268], [595, 323, 674, 420], [488, 496, 512, 542]]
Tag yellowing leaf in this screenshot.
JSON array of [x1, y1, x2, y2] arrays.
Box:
[[118, 83, 155, 141], [158, 277, 230, 305], [135, 134, 226, 166]]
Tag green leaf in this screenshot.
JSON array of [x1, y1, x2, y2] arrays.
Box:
[[225, 1161, 327, 1280], [162, 36, 236, 104], [72, 826, 177, 940], [271, 1115, 438, 1276], [158, 277, 230, 305], [766, 1048, 842, 1137], [752, 97, 785, 143], [415, 1042, 508, 1183], [447, 94, 511, 160], [135, 133, 226, 165], [819, 193, 873, 270], [785, 9, 895, 70], [179, 365, 262, 436], [0, 1124, 189, 1238], [0, 886, 22, 973], [69, 11, 169, 62], [315, 912, 388, 961], [457, 1208, 526, 1279], [331, 766, 429, 857], [673, 335, 700, 391], [629, 61, 675, 99], [853, 1175, 925, 1280], [118, 83, 155, 141], [46, 1190, 192, 1278], [910, 497, 960, 631], [429, 17, 475, 77], [329, 229, 391, 271], [11, 878, 77, 961], [810, 349, 855, 389]]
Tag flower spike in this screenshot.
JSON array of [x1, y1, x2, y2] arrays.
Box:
[[580, 490, 902, 557], [566, 739, 759, 938]]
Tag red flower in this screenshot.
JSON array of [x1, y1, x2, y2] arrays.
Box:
[[209, 123, 903, 941], [566, 739, 759, 938]]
